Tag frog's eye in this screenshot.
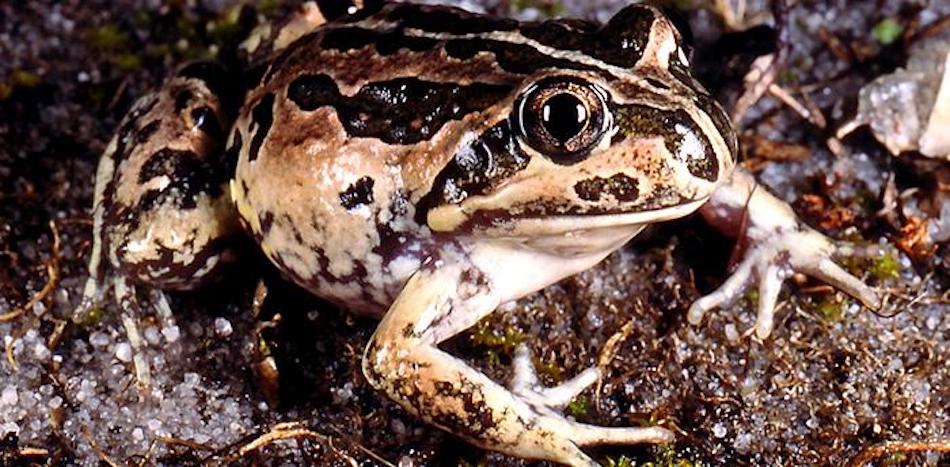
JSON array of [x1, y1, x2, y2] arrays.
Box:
[[514, 77, 610, 163]]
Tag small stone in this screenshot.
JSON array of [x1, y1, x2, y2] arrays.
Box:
[[48, 396, 63, 409], [734, 432, 753, 454], [33, 342, 50, 360], [89, 331, 110, 348], [0, 422, 18, 435], [712, 422, 727, 438], [724, 323, 739, 342], [391, 418, 407, 437], [161, 325, 181, 343], [213, 317, 233, 337], [132, 427, 144, 441], [115, 343, 133, 363], [184, 372, 200, 386], [925, 315, 940, 331], [144, 326, 161, 346], [1, 386, 18, 406], [147, 419, 162, 432]]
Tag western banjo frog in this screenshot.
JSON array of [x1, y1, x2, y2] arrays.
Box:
[[78, 1, 880, 465]]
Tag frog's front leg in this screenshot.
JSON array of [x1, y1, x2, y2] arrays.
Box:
[[689, 168, 881, 338], [363, 246, 672, 467]]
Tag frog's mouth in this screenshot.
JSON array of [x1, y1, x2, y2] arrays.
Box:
[[427, 195, 709, 237]]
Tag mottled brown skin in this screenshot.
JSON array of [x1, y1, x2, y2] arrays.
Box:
[[81, 2, 879, 465]]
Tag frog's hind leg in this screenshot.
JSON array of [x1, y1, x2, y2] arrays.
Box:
[[363, 251, 672, 467]]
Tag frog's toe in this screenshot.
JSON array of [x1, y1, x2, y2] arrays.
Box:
[[568, 423, 674, 446], [687, 258, 754, 327], [804, 256, 881, 310], [510, 344, 601, 411]]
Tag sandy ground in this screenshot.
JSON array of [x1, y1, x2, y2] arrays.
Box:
[[1, 0, 948, 465]]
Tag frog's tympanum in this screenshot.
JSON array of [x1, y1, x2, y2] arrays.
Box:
[[78, 2, 880, 465]]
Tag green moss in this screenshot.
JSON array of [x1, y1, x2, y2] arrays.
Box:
[[816, 297, 844, 323], [145, 43, 174, 59], [777, 68, 799, 86], [258, 0, 286, 15], [643, 444, 702, 467], [76, 305, 104, 328], [533, 358, 563, 380], [115, 53, 143, 72], [88, 23, 129, 51], [603, 455, 634, 467], [510, 0, 565, 17], [743, 289, 759, 308], [208, 5, 246, 46], [870, 253, 900, 280], [672, 0, 693, 11], [883, 452, 908, 465], [470, 320, 524, 367], [133, 11, 155, 29], [11, 70, 41, 88], [872, 18, 903, 45], [0, 83, 12, 101], [566, 395, 588, 418]]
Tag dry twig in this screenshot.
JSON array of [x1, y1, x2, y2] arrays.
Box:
[[846, 438, 950, 467], [4, 220, 62, 370], [205, 421, 359, 466]]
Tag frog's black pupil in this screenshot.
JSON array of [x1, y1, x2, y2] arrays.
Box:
[[541, 93, 587, 143]]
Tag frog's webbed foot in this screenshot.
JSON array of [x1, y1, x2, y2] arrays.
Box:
[[694, 168, 880, 339], [364, 257, 672, 467], [510, 344, 601, 415]]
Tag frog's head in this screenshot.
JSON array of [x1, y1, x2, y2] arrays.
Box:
[[422, 5, 737, 237]]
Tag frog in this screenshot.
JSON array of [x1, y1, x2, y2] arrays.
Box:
[[76, 1, 881, 465]]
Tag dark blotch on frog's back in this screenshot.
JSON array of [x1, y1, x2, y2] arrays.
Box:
[[287, 73, 511, 145], [247, 93, 275, 162], [134, 148, 226, 212], [616, 105, 718, 182], [136, 148, 207, 187], [574, 174, 640, 203], [223, 131, 242, 176], [339, 176, 375, 210], [321, 27, 440, 55]]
